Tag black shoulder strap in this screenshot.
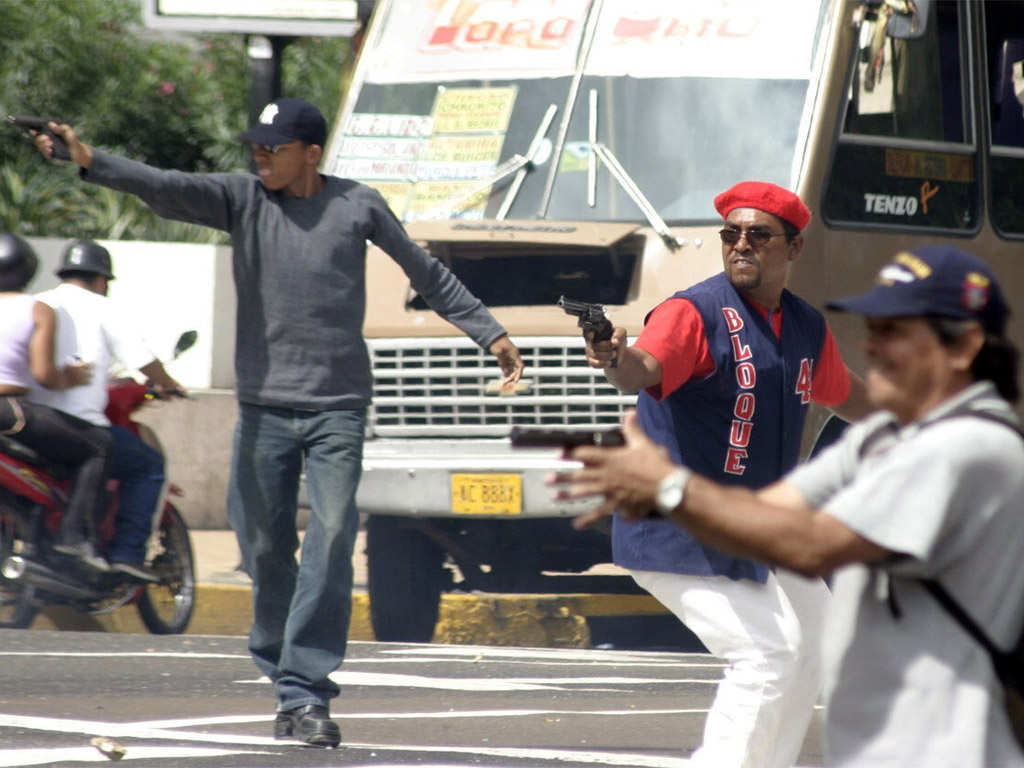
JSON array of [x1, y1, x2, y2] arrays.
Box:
[[920, 580, 1003, 658], [918, 410, 1023, 660]]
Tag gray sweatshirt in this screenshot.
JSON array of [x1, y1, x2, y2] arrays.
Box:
[[84, 151, 508, 410]]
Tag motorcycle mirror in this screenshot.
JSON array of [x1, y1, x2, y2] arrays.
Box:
[[173, 330, 198, 359]]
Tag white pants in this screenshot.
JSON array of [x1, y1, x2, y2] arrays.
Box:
[[632, 568, 829, 768]]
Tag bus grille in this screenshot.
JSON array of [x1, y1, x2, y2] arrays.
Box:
[[369, 336, 634, 437]]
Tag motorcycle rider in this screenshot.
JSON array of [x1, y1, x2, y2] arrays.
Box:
[[0, 232, 114, 570], [30, 239, 184, 582]]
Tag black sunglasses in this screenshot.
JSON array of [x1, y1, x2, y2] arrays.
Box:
[[718, 228, 788, 247], [251, 141, 296, 154]]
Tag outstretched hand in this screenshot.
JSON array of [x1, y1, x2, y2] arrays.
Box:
[[489, 334, 525, 387], [548, 410, 678, 530], [34, 122, 93, 169]]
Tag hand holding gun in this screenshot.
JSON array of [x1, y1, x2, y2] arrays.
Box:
[[509, 425, 625, 451], [6, 116, 71, 161], [558, 296, 618, 368]]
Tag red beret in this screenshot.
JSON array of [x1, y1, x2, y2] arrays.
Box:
[[713, 181, 811, 231]]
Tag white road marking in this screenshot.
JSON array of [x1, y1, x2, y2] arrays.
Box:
[[342, 741, 691, 767], [234, 671, 714, 691], [0, 648, 722, 669], [375, 645, 691, 663], [0, 714, 281, 746], [351, 657, 723, 668], [0, 651, 247, 659], [131, 708, 708, 730], [0, 712, 696, 768], [0, 746, 270, 767], [237, 672, 559, 691], [337, 670, 715, 687], [0, 644, 726, 766]]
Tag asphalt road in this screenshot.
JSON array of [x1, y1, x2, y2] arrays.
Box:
[[0, 629, 826, 767]]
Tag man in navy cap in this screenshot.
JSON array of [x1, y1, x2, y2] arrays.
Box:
[[561, 246, 1024, 766], [582, 180, 871, 767], [35, 99, 525, 747]]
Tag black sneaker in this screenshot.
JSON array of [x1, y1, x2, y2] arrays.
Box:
[[274, 704, 340, 748]]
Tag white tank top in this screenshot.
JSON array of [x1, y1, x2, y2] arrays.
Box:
[[0, 294, 36, 388]]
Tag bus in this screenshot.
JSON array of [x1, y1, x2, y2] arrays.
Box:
[[322, 0, 1024, 642]]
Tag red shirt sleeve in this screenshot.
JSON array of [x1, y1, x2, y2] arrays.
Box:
[[811, 325, 852, 407], [634, 297, 850, 407], [633, 298, 715, 401]]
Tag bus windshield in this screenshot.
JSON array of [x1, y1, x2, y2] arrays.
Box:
[[325, 0, 829, 225]]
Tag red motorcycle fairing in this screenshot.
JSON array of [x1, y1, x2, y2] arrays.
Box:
[[0, 373, 196, 634], [0, 453, 66, 507]]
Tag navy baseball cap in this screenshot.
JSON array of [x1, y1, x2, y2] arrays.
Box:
[[238, 98, 327, 147], [827, 246, 1009, 334]]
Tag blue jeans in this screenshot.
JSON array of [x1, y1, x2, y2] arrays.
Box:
[[226, 403, 365, 712], [107, 425, 166, 563]]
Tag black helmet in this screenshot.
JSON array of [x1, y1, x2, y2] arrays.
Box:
[[0, 232, 40, 292], [57, 239, 115, 280]]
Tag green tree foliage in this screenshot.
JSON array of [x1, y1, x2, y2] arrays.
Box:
[[0, 0, 352, 242]]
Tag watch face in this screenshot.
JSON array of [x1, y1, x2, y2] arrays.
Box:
[[657, 472, 685, 514]]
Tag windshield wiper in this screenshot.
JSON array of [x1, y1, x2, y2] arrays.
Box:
[[589, 142, 685, 251], [496, 103, 558, 220], [584, 88, 683, 250]]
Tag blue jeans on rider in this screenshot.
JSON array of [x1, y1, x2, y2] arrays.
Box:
[[106, 425, 165, 564], [226, 403, 365, 714]]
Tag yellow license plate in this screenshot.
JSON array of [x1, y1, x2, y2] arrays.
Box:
[[451, 473, 522, 515]]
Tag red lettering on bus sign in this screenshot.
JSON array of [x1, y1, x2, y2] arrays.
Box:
[[423, 0, 582, 54]]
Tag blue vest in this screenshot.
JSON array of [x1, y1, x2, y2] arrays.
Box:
[[612, 273, 827, 582]]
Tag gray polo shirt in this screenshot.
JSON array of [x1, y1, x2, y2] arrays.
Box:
[[84, 151, 508, 410], [787, 382, 1024, 767]]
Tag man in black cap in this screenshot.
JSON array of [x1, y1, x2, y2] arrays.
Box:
[[35, 100, 525, 747], [555, 246, 1024, 766]]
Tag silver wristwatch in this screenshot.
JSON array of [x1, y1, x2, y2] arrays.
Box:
[[655, 468, 691, 517]]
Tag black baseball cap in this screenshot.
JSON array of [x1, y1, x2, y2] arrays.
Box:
[[238, 98, 327, 147], [827, 245, 1009, 334]]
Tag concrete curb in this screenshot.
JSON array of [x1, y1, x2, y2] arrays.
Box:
[[29, 584, 671, 647]]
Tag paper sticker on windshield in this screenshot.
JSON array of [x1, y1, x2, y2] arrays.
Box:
[[432, 87, 518, 134]]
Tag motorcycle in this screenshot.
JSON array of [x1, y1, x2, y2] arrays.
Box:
[[0, 331, 198, 634]]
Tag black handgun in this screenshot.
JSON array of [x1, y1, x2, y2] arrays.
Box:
[[6, 115, 71, 160], [558, 295, 617, 367], [558, 296, 614, 343], [509, 425, 625, 450]]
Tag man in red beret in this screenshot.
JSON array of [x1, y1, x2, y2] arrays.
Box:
[[582, 180, 870, 767]]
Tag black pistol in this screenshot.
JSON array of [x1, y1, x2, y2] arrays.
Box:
[[6, 115, 71, 161], [558, 296, 613, 343], [509, 425, 625, 450], [558, 296, 617, 367]]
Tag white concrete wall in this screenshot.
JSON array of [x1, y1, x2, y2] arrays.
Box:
[[25, 237, 237, 390], [25, 237, 240, 527]]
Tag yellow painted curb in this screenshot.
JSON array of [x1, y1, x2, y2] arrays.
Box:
[[28, 585, 669, 646]]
